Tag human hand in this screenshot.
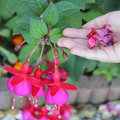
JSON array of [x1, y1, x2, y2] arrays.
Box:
[[57, 11, 120, 63]]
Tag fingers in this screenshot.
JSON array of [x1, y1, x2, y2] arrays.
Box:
[[63, 28, 91, 39], [57, 38, 87, 49], [83, 14, 108, 29]]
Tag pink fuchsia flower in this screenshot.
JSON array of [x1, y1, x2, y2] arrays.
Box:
[[60, 105, 74, 120], [42, 60, 69, 82], [31, 68, 46, 98], [87, 24, 115, 48], [22, 110, 35, 120], [45, 65, 77, 105], [22, 99, 41, 119], [2, 62, 37, 96]]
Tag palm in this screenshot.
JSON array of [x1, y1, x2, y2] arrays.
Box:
[[57, 11, 120, 63]]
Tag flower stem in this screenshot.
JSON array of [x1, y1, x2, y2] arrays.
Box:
[[38, 45, 45, 66], [27, 38, 44, 62]]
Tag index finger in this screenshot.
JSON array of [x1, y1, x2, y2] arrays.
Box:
[[63, 28, 91, 39]]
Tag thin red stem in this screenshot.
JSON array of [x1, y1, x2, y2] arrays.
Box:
[[27, 38, 44, 61], [38, 45, 45, 65]]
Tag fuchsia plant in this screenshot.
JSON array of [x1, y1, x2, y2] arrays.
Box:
[[2, 30, 77, 119], [87, 24, 116, 48]]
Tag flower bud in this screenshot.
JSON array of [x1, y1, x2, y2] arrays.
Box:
[[63, 52, 68, 60]]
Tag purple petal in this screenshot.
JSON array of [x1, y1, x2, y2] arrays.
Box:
[[35, 86, 46, 98], [45, 88, 54, 104], [7, 76, 14, 92], [22, 110, 35, 120], [52, 88, 68, 105], [13, 80, 31, 96]]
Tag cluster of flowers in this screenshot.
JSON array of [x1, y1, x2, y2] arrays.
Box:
[[2, 35, 77, 119], [22, 99, 74, 120], [87, 24, 116, 48]]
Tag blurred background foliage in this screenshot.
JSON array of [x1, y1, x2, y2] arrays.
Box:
[[0, 0, 120, 82]]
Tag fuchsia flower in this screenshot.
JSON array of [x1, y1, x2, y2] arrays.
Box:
[[44, 58, 77, 105], [42, 59, 68, 82], [87, 24, 115, 48], [31, 68, 46, 98], [22, 99, 41, 119], [2, 62, 36, 96], [60, 105, 74, 120]]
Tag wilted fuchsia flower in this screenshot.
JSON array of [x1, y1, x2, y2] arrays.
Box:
[[45, 63, 77, 105], [87, 24, 115, 48], [31, 68, 46, 98], [60, 105, 74, 120], [2, 62, 36, 96]]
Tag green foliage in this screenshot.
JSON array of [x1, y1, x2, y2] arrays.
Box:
[[94, 62, 120, 82], [30, 18, 48, 39], [43, 3, 59, 26], [0, 47, 17, 64], [0, 0, 120, 82], [18, 44, 41, 65]]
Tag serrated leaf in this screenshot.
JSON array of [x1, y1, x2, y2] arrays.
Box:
[[43, 2, 59, 26], [56, 1, 79, 18], [22, 31, 39, 45], [49, 28, 63, 43], [30, 18, 48, 39], [82, 7, 102, 22], [0, 47, 18, 64], [63, 10, 82, 28], [60, 0, 95, 10], [29, 0, 48, 15], [18, 44, 41, 65]]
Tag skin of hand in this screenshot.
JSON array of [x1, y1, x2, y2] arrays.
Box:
[[57, 11, 120, 63]]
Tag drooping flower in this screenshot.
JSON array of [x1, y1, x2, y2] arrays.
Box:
[[42, 59, 68, 82], [22, 99, 41, 119], [2, 62, 36, 96], [87, 24, 115, 48], [60, 105, 74, 120], [45, 63, 77, 105], [31, 68, 46, 98]]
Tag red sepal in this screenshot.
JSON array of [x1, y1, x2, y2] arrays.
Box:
[[28, 67, 35, 74], [2, 66, 21, 75], [60, 83, 77, 90], [46, 60, 54, 68], [31, 85, 40, 97], [11, 75, 24, 86], [50, 85, 59, 96], [42, 69, 53, 76]]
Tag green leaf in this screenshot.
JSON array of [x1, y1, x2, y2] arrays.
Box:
[[18, 44, 41, 65], [56, 1, 79, 18], [96, 0, 120, 13], [43, 2, 59, 26], [30, 18, 48, 39], [49, 28, 63, 43], [0, 47, 18, 64], [63, 55, 84, 81], [0, 29, 10, 38], [22, 31, 39, 45], [62, 10, 82, 28], [60, 0, 95, 10], [29, 0, 48, 15], [82, 7, 102, 22]]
